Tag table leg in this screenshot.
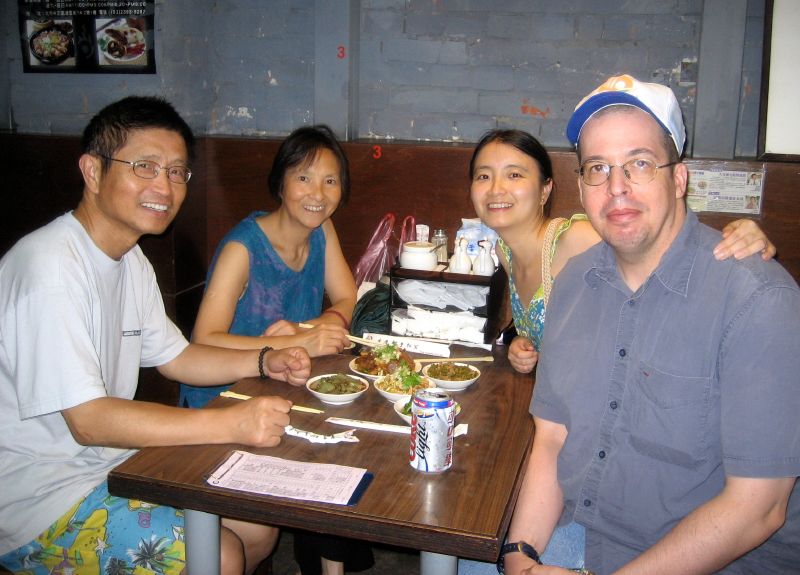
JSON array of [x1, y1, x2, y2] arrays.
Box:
[[420, 551, 457, 575], [185, 509, 220, 575]]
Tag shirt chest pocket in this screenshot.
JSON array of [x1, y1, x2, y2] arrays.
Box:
[[627, 362, 713, 469]]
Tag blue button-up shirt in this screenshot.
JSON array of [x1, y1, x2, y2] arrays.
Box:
[[533, 210, 800, 574]]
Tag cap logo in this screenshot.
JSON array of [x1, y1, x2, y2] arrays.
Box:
[[566, 74, 685, 155]]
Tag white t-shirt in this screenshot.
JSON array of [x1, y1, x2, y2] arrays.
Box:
[[0, 213, 189, 552]]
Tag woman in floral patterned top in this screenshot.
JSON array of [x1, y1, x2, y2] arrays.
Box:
[[468, 129, 775, 374]]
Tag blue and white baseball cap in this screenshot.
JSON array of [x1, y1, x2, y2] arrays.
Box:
[[566, 74, 685, 155]]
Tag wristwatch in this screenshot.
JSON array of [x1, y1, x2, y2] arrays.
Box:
[[496, 541, 541, 573]]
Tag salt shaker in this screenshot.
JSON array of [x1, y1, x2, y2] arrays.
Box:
[[432, 229, 448, 264]]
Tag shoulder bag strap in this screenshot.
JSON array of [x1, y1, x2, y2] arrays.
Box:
[[541, 217, 567, 310]]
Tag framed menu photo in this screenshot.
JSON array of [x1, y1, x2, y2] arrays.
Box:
[[758, 0, 800, 160], [18, 0, 155, 74]]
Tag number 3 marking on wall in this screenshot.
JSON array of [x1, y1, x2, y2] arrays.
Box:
[[337, 45, 346, 59], [372, 145, 382, 159]]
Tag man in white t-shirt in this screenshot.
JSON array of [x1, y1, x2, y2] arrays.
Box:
[[0, 96, 311, 575]]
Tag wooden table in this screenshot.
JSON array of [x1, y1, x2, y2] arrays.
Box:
[[108, 346, 534, 574]]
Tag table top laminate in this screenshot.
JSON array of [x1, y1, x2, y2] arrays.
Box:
[[108, 346, 534, 562]]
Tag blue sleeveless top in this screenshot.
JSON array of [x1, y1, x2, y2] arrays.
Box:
[[180, 211, 326, 407], [498, 214, 587, 351]]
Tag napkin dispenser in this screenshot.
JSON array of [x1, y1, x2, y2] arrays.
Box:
[[388, 265, 506, 344]]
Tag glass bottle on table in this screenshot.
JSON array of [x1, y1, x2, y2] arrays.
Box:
[[432, 229, 448, 264]]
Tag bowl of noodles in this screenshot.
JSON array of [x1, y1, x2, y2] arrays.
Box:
[[373, 365, 433, 403], [306, 373, 368, 405]]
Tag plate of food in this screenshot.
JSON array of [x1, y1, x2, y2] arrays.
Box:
[[349, 343, 421, 381], [393, 395, 462, 425], [98, 25, 146, 63], [373, 365, 433, 403], [29, 25, 74, 65], [306, 373, 368, 405], [421, 362, 480, 391]]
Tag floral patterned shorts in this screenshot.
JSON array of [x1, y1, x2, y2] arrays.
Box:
[[0, 480, 185, 575]]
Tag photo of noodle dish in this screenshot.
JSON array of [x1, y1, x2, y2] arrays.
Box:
[[306, 373, 368, 405], [373, 364, 433, 403], [421, 362, 480, 391], [28, 21, 74, 66], [349, 343, 420, 381]]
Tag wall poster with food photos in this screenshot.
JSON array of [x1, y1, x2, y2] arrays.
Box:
[[18, 0, 155, 73]]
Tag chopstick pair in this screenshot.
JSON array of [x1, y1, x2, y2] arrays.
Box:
[[219, 390, 324, 413], [298, 322, 379, 348], [416, 356, 494, 363]]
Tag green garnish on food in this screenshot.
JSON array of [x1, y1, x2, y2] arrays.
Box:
[[374, 344, 401, 362], [395, 364, 422, 389]]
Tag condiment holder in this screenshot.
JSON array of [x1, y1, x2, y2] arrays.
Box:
[[472, 239, 495, 276], [448, 237, 472, 274], [399, 241, 438, 271]]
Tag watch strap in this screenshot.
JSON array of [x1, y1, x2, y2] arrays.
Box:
[[496, 541, 542, 573]]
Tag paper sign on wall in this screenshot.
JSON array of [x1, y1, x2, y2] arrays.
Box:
[[687, 169, 764, 215]]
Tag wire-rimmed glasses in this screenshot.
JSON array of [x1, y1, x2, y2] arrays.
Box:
[[99, 155, 192, 184], [577, 158, 677, 186]]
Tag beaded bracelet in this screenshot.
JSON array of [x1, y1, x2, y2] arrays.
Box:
[[322, 309, 350, 330], [258, 345, 273, 379]]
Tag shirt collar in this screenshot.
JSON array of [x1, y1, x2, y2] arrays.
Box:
[[585, 210, 699, 297]]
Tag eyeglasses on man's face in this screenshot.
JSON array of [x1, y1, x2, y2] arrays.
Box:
[[577, 158, 677, 186], [99, 155, 192, 184]]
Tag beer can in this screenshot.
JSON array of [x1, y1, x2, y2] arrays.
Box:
[[409, 388, 455, 472]]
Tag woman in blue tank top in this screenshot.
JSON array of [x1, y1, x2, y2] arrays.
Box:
[[182, 125, 356, 409], [181, 125, 373, 575]]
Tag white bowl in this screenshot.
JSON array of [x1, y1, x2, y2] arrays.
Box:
[[393, 395, 462, 425], [393, 397, 414, 424], [306, 373, 369, 405], [349, 357, 422, 382], [373, 372, 434, 403], [421, 363, 480, 391]]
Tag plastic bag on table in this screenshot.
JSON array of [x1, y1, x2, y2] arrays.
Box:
[[353, 213, 416, 289]]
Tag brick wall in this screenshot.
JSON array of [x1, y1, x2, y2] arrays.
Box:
[[0, 1, 767, 156]]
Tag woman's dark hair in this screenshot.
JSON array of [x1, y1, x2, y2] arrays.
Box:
[[267, 125, 350, 205], [469, 129, 555, 215], [81, 96, 195, 172]]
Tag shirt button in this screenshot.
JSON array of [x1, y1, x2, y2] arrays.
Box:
[[609, 400, 618, 409], [619, 348, 626, 357], [583, 499, 592, 507], [628, 300, 635, 306], [599, 450, 606, 459]]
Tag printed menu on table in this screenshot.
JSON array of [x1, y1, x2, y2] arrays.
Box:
[[207, 450, 373, 506]]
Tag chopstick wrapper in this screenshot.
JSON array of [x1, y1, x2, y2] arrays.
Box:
[[327, 417, 468, 437]]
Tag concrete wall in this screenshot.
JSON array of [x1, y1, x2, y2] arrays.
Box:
[[1, 0, 766, 156]]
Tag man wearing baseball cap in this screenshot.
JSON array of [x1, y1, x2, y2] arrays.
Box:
[[498, 75, 800, 574]]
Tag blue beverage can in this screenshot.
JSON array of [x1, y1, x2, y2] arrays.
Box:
[[409, 388, 455, 472]]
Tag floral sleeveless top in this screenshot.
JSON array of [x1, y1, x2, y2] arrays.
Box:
[[498, 214, 588, 350]]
